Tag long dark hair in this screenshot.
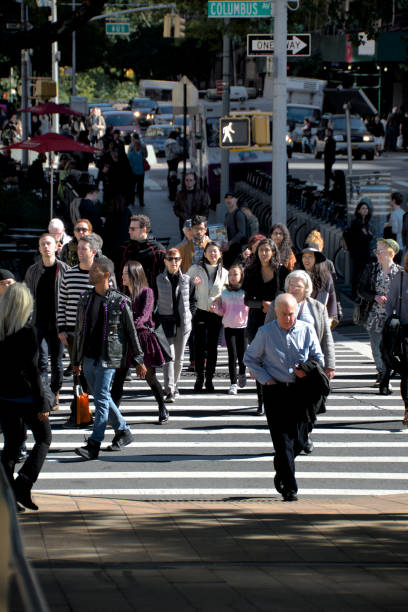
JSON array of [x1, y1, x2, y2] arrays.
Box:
[[354, 200, 372, 222], [123, 260, 148, 300], [296, 256, 330, 293], [270, 223, 292, 266], [248, 238, 280, 273]]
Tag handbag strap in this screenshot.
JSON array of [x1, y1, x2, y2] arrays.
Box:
[[398, 271, 403, 318]]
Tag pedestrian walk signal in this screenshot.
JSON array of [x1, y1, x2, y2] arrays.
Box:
[[219, 117, 250, 148]]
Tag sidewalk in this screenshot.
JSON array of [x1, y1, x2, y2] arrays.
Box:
[[17, 493, 408, 612]]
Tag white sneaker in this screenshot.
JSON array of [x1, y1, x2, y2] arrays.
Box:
[[238, 374, 247, 388], [228, 384, 238, 395]]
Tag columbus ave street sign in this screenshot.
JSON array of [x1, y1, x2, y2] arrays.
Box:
[[247, 33, 311, 56], [208, 2, 274, 18]]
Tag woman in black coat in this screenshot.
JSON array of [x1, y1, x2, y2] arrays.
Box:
[[347, 200, 373, 299], [242, 238, 289, 414], [0, 283, 52, 511]]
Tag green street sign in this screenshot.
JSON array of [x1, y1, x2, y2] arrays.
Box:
[[208, 2, 273, 19], [106, 22, 130, 35]]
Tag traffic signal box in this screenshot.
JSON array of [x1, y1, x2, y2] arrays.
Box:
[[163, 13, 186, 38], [219, 112, 272, 149]]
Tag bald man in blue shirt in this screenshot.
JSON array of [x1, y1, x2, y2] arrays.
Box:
[[244, 293, 324, 501]]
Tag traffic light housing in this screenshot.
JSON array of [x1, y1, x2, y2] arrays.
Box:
[[163, 13, 172, 37], [174, 15, 186, 38], [252, 115, 270, 145], [219, 117, 250, 148]]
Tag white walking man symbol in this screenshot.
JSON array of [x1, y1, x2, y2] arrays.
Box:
[[222, 121, 235, 143]]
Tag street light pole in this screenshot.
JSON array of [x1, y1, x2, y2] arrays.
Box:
[[219, 18, 231, 221], [272, 0, 287, 224], [72, 0, 77, 96], [51, 0, 59, 133]]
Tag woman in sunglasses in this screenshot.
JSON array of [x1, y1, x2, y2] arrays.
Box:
[[155, 248, 197, 402], [60, 218, 93, 267]]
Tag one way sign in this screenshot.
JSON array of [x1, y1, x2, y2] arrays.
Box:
[[247, 33, 311, 57]]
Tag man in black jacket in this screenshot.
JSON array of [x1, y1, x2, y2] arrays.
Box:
[[173, 172, 210, 239], [119, 214, 166, 287], [73, 256, 146, 460], [25, 234, 69, 410]]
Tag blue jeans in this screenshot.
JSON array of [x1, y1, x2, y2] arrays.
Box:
[[82, 357, 129, 443], [368, 327, 386, 375]]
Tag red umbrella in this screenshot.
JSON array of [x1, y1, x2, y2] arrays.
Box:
[[0, 133, 98, 218], [19, 101, 83, 116], [0, 131, 97, 154]]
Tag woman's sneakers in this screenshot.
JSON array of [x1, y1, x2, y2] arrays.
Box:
[[228, 384, 238, 395]]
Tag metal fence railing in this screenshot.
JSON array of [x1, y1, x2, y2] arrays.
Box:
[[0, 466, 49, 612]]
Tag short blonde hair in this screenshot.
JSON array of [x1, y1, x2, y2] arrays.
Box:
[[0, 283, 33, 342], [285, 270, 313, 299], [306, 230, 324, 251]]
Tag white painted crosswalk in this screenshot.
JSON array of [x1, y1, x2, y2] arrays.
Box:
[[15, 338, 408, 499]]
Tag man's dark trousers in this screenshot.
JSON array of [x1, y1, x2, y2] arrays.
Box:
[[263, 383, 308, 494], [36, 323, 64, 394]]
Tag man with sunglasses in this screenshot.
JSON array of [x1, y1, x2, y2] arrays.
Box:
[[119, 214, 165, 288]]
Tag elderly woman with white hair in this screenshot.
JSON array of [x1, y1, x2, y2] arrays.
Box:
[[265, 269, 335, 378]]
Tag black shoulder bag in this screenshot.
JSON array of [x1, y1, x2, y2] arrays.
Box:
[[381, 272, 404, 373]]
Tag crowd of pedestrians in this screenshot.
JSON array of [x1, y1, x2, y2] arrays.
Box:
[[2, 104, 408, 509]]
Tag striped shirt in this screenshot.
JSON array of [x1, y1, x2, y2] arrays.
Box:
[[57, 265, 92, 333]]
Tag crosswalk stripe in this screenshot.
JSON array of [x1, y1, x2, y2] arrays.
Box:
[[25, 440, 408, 449], [42, 456, 408, 463], [33, 471, 408, 480], [47, 415, 404, 422]]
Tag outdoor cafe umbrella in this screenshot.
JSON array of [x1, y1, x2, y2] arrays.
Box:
[[0, 132, 98, 219], [18, 101, 83, 116]]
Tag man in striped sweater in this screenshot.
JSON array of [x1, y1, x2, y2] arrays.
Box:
[[57, 234, 99, 426]]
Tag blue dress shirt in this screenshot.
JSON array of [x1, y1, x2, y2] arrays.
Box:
[[243, 319, 324, 385]]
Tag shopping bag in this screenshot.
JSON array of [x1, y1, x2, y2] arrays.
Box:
[[74, 376, 92, 425]]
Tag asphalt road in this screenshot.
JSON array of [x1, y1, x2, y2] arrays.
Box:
[[288, 150, 408, 198]]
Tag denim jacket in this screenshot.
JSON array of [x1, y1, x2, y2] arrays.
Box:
[[73, 288, 144, 369]]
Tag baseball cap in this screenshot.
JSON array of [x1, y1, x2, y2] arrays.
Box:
[[0, 269, 16, 281]]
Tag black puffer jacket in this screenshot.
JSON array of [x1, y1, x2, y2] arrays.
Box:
[[73, 289, 144, 369], [0, 324, 51, 413]]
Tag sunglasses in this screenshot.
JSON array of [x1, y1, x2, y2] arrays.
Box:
[[75, 227, 89, 232], [166, 257, 181, 262]]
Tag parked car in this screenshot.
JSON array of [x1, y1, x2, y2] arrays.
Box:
[[128, 97, 156, 126], [314, 114, 375, 160], [154, 102, 173, 124], [143, 124, 180, 157], [102, 110, 141, 143]]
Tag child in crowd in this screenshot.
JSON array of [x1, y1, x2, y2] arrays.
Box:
[[211, 264, 249, 395]]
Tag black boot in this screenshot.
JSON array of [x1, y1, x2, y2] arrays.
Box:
[[379, 373, 392, 395], [75, 438, 100, 460], [158, 406, 169, 424], [205, 377, 215, 393], [13, 475, 38, 511], [194, 376, 204, 393], [106, 429, 133, 451]]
